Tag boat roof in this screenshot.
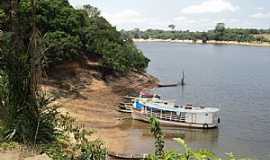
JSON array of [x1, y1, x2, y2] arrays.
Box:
[[138, 99, 219, 113]]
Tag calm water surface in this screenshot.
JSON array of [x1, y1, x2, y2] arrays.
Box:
[[137, 42, 270, 159], [99, 42, 270, 159]]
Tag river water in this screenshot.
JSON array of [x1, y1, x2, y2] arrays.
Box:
[[98, 42, 270, 159], [136, 42, 270, 159]]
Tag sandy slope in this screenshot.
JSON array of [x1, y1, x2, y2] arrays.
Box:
[[43, 61, 157, 128]]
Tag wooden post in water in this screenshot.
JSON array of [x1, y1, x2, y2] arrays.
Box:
[[180, 71, 185, 86]]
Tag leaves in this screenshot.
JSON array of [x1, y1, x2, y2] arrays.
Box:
[[148, 119, 249, 160], [7, 0, 149, 73], [150, 117, 165, 158], [124, 25, 270, 43]]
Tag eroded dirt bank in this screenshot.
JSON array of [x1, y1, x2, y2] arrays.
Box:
[[42, 60, 158, 152]]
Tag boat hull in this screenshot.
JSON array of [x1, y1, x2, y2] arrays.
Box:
[[132, 110, 218, 129]]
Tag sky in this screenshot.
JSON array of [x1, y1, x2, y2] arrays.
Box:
[[69, 0, 270, 31]]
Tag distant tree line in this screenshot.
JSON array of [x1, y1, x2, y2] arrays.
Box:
[[124, 23, 270, 43]]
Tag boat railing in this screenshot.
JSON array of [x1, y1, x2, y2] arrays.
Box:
[[144, 110, 185, 122]]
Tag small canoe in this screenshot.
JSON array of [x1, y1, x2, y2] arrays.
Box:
[[158, 83, 179, 87], [109, 151, 148, 159], [118, 109, 132, 113]]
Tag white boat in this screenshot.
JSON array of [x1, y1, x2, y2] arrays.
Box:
[[132, 98, 220, 129]]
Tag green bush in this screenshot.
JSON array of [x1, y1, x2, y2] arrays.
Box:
[[41, 114, 107, 160], [45, 31, 82, 64], [9, 0, 150, 73]]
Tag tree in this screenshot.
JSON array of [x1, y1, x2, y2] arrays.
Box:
[[133, 28, 141, 38], [168, 24, 176, 30], [2, 0, 150, 74], [215, 23, 225, 33], [0, 0, 58, 144], [201, 32, 208, 43], [83, 4, 100, 17]]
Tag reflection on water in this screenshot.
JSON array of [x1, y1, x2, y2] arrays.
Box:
[[94, 119, 219, 155]]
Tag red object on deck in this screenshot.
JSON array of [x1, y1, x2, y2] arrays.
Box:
[[139, 91, 154, 98]]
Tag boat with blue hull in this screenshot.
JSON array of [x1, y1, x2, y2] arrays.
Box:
[[132, 97, 220, 129]]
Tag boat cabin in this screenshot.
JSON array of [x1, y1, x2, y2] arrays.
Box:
[[132, 99, 220, 128]]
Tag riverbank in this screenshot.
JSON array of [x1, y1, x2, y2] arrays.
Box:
[[41, 60, 158, 154], [133, 38, 270, 47]]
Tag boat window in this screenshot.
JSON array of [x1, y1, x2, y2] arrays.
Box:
[[205, 113, 208, 116], [174, 105, 179, 108]]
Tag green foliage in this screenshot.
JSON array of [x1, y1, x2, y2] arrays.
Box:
[[97, 39, 149, 73], [168, 24, 176, 30], [0, 32, 59, 144], [5, 0, 149, 73], [41, 114, 107, 160], [44, 31, 82, 64], [150, 117, 165, 158], [0, 141, 20, 151], [0, 8, 6, 27], [215, 23, 225, 33], [79, 140, 107, 160], [83, 4, 100, 18], [124, 24, 270, 43], [148, 118, 250, 160], [0, 0, 59, 141], [0, 0, 58, 145]]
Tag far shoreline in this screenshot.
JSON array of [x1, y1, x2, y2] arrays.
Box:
[[133, 38, 270, 48]]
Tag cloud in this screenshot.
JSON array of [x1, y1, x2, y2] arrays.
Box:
[[250, 12, 270, 19], [173, 16, 196, 24], [103, 10, 147, 25], [173, 16, 187, 21], [181, 0, 239, 14]]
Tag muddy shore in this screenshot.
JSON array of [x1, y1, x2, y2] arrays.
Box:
[[42, 60, 159, 154]]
